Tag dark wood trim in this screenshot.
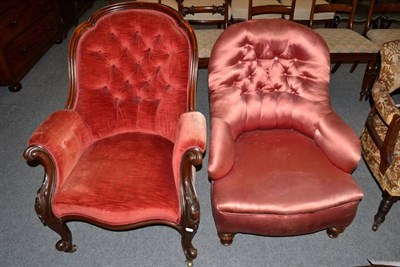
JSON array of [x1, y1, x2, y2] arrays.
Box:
[[248, 0, 296, 20]]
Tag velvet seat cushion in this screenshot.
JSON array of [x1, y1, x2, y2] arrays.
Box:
[[52, 132, 180, 225], [212, 129, 364, 236]]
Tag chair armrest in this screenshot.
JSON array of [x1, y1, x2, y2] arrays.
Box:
[[172, 111, 207, 183], [372, 80, 400, 126], [208, 118, 235, 180], [25, 110, 92, 187], [314, 111, 361, 173], [385, 159, 400, 196]]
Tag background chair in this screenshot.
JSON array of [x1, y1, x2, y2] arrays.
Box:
[[281, 0, 334, 24], [207, 19, 364, 246], [364, 0, 400, 48], [361, 40, 400, 231], [108, 0, 179, 10], [23, 3, 206, 266], [230, 0, 285, 23], [178, 0, 230, 28], [248, 0, 296, 20], [178, 0, 230, 68], [309, 0, 380, 100]]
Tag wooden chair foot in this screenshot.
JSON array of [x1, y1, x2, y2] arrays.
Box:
[[327, 226, 345, 238], [218, 233, 235, 246]]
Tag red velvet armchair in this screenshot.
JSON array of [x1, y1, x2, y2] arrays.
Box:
[[23, 3, 206, 265], [208, 19, 364, 245]]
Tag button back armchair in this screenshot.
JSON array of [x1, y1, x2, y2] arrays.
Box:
[[23, 3, 206, 265], [361, 40, 400, 231], [208, 19, 364, 246]]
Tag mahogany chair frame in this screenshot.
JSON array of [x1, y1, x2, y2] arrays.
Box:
[[177, 0, 230, 28], [24, 3, 203, 265], [178, 0, 230, 68], [365, 0, 400, 32], [248, 0, 296, 20]]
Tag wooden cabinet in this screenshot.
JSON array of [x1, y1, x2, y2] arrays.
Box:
[[0, 0, 62, 91], [57, 0, 94, 37]]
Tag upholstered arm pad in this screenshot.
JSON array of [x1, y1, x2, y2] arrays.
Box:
[[173, 111, 207, 184], [314, 112, 361, 173], [28, 110, 92, 186], [208, 118, 235, 180], [372, 81, 400, 126]]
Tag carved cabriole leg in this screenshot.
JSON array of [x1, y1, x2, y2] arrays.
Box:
[[372, 191, 398, 231], [24, 145, 76, 253], [218, 233, 235, 246], [180, 148, 203, 266], [327, 226, 346, 238]]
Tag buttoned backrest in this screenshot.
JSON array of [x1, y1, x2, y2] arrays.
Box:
[[67, 4, 197, 141], [208, 19, 332, 140]]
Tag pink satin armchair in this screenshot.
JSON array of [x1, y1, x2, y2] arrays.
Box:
[[23, 3, 206, 265], [208, 19, 364, 245]]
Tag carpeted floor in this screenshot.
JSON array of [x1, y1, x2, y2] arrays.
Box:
[[0, 1, 399, 266]]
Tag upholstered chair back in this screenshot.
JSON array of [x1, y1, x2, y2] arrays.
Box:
[[208, 19, 331, 140], [378, 41, 400, 94], [69, 7, 196, 141]]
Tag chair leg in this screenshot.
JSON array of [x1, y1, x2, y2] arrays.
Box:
[[350, 61, 359, 73], [34, 197, 76, 253], [218, 233, 235, 246], [326, 226, 346, 238], [331, 61, 342, 74], [359, 59, 379, 101], [181, 228, 198, 267], [372, 191, 399, 231]]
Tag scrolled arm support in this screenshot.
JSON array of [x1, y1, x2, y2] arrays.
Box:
[[180, 147, 203, 262], [24, 145, 56, 226], [23, 145, 75, 253]]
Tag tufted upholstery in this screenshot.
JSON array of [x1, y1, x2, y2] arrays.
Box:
[[74, 9, 193, 141], [24, 3, 206, 263], [208, 19, 363, 243]]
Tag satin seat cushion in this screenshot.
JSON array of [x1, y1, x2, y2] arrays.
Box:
[[212, 129, 363, 236], [52, 132, 180, 226]]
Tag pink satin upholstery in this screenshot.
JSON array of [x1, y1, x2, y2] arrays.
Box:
[[212, 130, 363, 235], [208, 19, 363, 238], [28, 6, 206, 226]]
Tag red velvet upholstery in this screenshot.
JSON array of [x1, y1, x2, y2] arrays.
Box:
[[24, 3, 206, 263], [208, 19, 363, 242]]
